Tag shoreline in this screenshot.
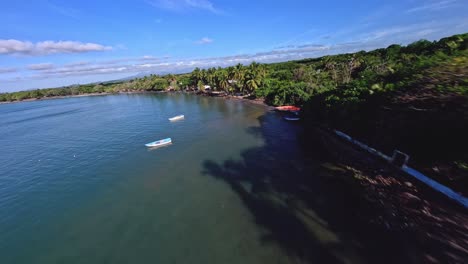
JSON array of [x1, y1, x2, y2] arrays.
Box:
[[222, 94, 270, 108], [0, 91, 168, 105], [0, 90, 272, 108]]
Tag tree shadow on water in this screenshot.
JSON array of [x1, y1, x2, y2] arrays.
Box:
[[202, 112, 403, 264], [203, 160, 345, 263]]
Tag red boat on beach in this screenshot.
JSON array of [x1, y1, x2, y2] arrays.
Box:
[[275, 105, 301, 112]]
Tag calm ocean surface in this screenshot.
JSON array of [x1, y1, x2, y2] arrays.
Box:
[[0, 93, 390, 263]]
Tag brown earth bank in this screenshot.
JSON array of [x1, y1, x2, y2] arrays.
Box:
[[304, 86, 468, 196], [300, 126, 468, 264]]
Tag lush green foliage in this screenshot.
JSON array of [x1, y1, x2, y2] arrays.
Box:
[[2, 33, 467, 107], [0, 75, 174, 102]]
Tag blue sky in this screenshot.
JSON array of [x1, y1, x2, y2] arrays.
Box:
[[1, 0, 467, 92]]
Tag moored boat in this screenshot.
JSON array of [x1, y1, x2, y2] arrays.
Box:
[[145, 138, 172, 147], [283, 111, 300, 121], [169, 115, 185, 121], [284, 116, 300, 121], [275, 106, 301, 112]]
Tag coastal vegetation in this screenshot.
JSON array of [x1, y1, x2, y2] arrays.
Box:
[[1, 33, 467, 190], [2, 33, 467, 105]]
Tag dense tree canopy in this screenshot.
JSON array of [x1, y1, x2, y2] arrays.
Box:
[[2, 33, 466, 105]]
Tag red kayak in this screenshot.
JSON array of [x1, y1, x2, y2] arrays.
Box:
[[275, 105, 301, 112]]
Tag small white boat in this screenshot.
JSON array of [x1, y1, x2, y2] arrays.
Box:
[[284, 117, 300, 121], [284, 111, 300, 121], [169, 115, 185, 121], [145, 138, 172, 147]]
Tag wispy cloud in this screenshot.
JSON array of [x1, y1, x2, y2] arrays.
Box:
[[146, 0, 222, 14], [141, 55, 159, 60], [64, 61, 90, 67], [13, 44, 359, 80], [360, 5, 395, 24], [4, 15, 467, 87], [0, 40, 112, 56], [46, 1, 81, 19], [357, 21, 448, 43], [195, 37, 214, 44], [94, 56, 161, 65], [27, 63, 55, 71], [0, 28, 448, 82], [0, 67, 17, 74], [274, 29, 317, 49], [406, 0, 457, 13]]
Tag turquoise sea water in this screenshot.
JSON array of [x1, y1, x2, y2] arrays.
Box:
[[0, 93, 399, 264]]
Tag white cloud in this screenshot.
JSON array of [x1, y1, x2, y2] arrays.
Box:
[[141, 55, 159, 60], [0, 40, 33, 55], [64, 61, 90, 67], [0, 40, 112, 56], [4, 28, 447, 81], [14, 45, 354, 80], [147, 0, 222, 14], [0, 67, 17, 74], [5, 16, 468, 86], [196, 37, 214, 44], [27, 63, 54, 71], [406, 0, 457, 13], [98, 56, 161, 64]]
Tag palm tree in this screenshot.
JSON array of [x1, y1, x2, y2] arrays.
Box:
[[244, 72, 261, 93], [233, 63, 245, 81], [227, 66, 236, 80], [232, 63, 246, 93], [191, 67, 202, 85], [201, 69, 207, 84], [244, 62, 265, 94], [216, 69, 230, 93], [206, 67, 216, 88], [165, 74, 178, 90]]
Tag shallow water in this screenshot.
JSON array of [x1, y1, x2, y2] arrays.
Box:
[[0, 93, 384, 264]]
